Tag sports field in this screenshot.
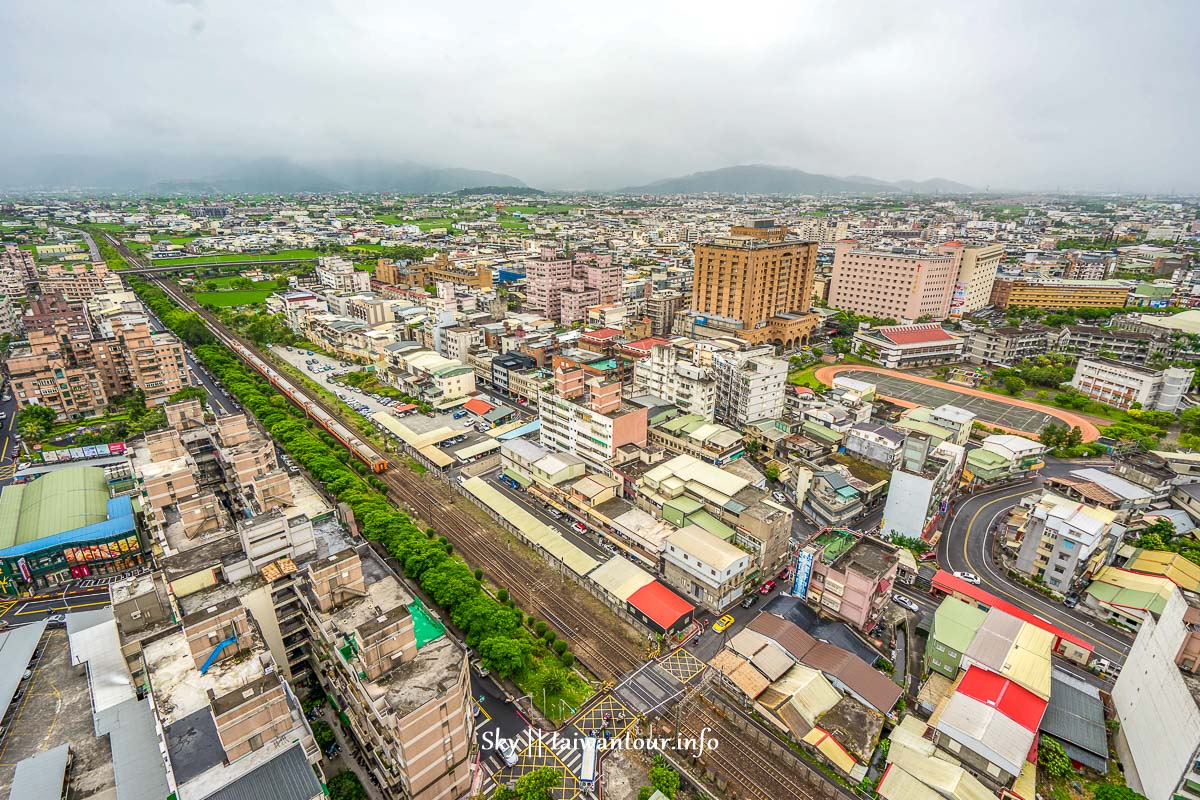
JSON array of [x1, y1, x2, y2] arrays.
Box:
[[815, 365, 1101, 440]]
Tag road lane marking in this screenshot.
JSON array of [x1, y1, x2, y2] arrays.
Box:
[[956, 491, 1130, 657]]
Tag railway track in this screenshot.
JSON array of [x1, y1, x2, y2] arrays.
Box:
[[149, 277, 639, 681], [675, 696, 830, 800]]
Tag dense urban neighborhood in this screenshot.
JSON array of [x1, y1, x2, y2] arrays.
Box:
[[0, 189, 1196, 800]]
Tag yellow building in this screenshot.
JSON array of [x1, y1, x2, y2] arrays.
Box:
[[989, 278, 1130, 310], [692, 220, 819, 348]]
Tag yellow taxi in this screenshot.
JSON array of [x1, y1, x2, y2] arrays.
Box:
[[712, 614, 735, 633]]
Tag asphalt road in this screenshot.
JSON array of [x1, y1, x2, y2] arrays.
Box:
[[0, 589, 113, 624], [938, 473, 1134, 666], [143, 309, 239, 414]]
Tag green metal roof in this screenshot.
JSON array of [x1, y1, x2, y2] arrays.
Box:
[[932, 598, 989, 653], [664, 496, 704, 515], [1085, 580, 1169, 615], [967, 448, 1010, 468], [0, 467, 111, 550], [687, 509, 737, 541]]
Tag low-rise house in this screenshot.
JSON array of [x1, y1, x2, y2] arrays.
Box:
[[661, 524, 753, 611], [842, 423, 904, 468], [800, 529, 900, 632]]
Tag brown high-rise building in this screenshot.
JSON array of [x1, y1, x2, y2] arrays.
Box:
[[690, 220, 819, 348]]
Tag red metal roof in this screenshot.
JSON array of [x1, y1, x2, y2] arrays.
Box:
[[462, 398, 495, 416], [627, 581, 694, 629], [932, 570, 1093, 654], [622, 337, 668, 353], [877, 323, 957, 346], [393, 403, 417, 412], [583, 327, 621, 340], [957, 666, 1047, 732]]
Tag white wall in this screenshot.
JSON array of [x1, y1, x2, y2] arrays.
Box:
[[1113, 589, 1200, 800]]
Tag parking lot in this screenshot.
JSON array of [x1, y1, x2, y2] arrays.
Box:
[[0, 630, 115, 798], [269, 345, 395, 417]]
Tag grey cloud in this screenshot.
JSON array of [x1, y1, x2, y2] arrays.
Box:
[[0, 0, 1196, 192]]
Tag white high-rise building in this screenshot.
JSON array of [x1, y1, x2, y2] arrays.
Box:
[[631, 343, 716, 419], [712, 346, 787, 426]]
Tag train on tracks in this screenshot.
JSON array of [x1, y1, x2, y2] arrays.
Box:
[[228, 340, 389, 473], [152, 278, 388, 473]]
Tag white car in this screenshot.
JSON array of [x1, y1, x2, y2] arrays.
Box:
[[891, 593, 920, 613], [498, 738, 519, 766], [953, 571, 982, 585]]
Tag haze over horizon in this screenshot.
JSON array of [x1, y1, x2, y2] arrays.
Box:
[[1, 0, 1196, 193]]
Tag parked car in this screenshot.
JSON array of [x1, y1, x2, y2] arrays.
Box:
[[759, 579, 777, 595], [777, 568, 790, 581], [953, 571, 981, 585], [46, 614, 66, 628], [573, 522, 587, 533], [1063, 594, 1080, 608], [548, 509, 563, 519], [917, 550, 939, 562], [712, 614, 735, 633], [771, 491, 788, 503], [740, 595, 758, 609], [892, 593, 921, 613]]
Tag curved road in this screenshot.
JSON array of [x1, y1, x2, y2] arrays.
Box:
[[939, 477, 1133, 666]]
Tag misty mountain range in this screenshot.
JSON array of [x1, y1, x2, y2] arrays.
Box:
[[0, 156, 973, 195], [619, 164, 973, 194]]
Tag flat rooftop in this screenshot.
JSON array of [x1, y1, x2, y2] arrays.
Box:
[[143, 627, 271, 725]]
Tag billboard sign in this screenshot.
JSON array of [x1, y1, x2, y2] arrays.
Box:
[[791, 547, 816, 598]]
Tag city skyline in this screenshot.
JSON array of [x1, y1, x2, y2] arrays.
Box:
[[0, 1, 1197, 193]]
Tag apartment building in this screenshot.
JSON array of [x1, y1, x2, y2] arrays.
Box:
[[646, 414, 745, 466], [803, 529, 900, 631], [852, 323, 965, 369], [965, 325, 1054, 366], [632, 342, 717, 419], [525, 247, 620, 324], [989, 278, 1130, 310], [315, 256, 371, 293], [22, 292, 87, 334], [36, 261, 124, 304], [1069, 357, 1194, 412], [646, 290, 683, 336], [298, 547, 475, 800], [794, 468, 864, 527], [1014, 492, 1122, 593], [1056, 325, 1165, 366], [136, 598, 323, 800], [949, 243, 1004, 317], [426, 252, 494, 290], [881, 433, 962, 540], [690, 220, 819, 348], [7, 317, 188, 419], [440, 325, 482, 363], [712, 345, 787, 426], [538, 383, 648, 465], [661, 524, 754, 611], [829, 240, 962, 322]]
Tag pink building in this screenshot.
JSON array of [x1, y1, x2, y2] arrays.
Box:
[[829, 240, 964, 322], [526, 248, 620, 324], [803, 530, 900, 632]]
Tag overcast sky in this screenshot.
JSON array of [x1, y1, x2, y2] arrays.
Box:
[[1, 0, 1196, 192]]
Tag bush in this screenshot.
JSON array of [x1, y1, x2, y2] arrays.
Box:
[[543, 630, 556, 644], [552, 639, 568, 655], [474, 568, 483, 581], [497, 589, 509, 603], [534, 621, 549, 636], [560, 651, 574, 667], [1038, 736, 1072, 779]]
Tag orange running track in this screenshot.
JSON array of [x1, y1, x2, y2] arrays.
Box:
[[813, 364, 1102, 442]]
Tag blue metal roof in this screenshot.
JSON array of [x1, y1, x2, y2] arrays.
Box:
[[496, 420, 541, 440], [0, 495, 136, 559]]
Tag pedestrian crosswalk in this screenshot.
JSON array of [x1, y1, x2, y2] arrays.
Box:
[[479, 727, 584, 800]]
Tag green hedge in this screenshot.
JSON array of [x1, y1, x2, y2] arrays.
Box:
[[130, 279, 536, 678]]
